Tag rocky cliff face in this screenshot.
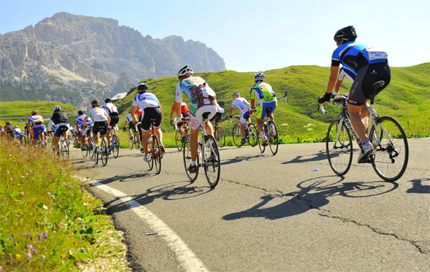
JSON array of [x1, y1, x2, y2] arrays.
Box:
[[0, 12, 226, 107]]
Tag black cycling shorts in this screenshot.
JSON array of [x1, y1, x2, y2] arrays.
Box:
[[140, 108, 162, 131], [348, 62, 391, 106], [54, 125, 69, 137], [110, 115, 119, 127], [210, 112, 222, 123], [128, 122, 138, 132], [92, 121, 108, 136]]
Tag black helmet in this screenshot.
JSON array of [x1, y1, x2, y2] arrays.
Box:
[[31, 110, 38, 115], [78, 110, 84, 115], [91, 99, 100, 107], [137, 83, 149, 93], [334, 25, 357, 43], [177, 65, 193, 78], [105, 98, 112, 103]]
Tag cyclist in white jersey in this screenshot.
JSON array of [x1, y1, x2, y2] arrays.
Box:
[[124, 109, 138, 140], [229, 92, 252, 145], [75, 110, 94, 150], [102, 98, 120, 151], [83, 100, 111, 152], [131, 83, 164, 162]]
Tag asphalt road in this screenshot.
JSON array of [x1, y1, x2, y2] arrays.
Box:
[[72, 138, 430, 272]]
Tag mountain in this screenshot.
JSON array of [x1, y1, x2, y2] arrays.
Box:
[[0, 12, 226, 108]]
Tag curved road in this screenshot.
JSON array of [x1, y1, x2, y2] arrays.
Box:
[[73, 138, 430, 271]]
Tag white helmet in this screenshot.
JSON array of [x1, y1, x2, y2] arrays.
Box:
[[233, 92, 240, 98], [53, 105, 61, 111], [177, 65, 193, 78]]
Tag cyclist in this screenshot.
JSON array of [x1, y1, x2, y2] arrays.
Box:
[[28, 110, 46, 145], [170, 101, 189, 126], [173, 65, 218, 173], [13, 125, 21, 141], [229, 92, 252, 145], [83, 100, 111, 153], [250, 72, 277, 146], [5, 122, 14, 140], [124, 109, 138, 140], [51, 106, 70, 153], [131, 82, 164, 162], [102, 98, 120, 152], [75, 110, 94, 150], [318, 25, 391, 163]]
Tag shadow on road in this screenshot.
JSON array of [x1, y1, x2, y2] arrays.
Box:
[[407, 178, 430, 194], [223, 176, 399, 221], [281, 149, 327, 165]]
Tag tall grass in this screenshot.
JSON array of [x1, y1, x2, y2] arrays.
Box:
[[0, 138, 129, 271]]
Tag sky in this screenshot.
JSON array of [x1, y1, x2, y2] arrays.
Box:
[[1, 0, 429, 72]]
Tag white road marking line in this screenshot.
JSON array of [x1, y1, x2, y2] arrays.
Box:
[[90, 180, 209, 272]]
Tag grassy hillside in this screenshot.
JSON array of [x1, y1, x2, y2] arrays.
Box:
[[116, 63, 430, 141], [0, 101, 78, 118]]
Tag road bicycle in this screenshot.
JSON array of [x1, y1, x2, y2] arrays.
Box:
[[319, 81, 409, 182], [58, 134, 69, 158], [108, 127, 120, 159], [231, 115, 258, 147], [257, 108, 279, 155], [146, 118, 162, 174], [178, 113, 221, 188], [213, 123, 226, 148], [174, 119, 190, 151], [128, 123, 141, 151], [92, 132, 108, 166]]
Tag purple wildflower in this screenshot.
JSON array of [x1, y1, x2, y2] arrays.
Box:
[[26, 245, 33, 249], [43, 232, 47, 239], [19, 192, 24, 195], [38, 234, 41, 241], [41, 254, 45, 260], [24, 233, 30, 238], [27, 253, 32, 258], [7, 237, 13, 241], [19, 146, 24, 150], [32, 248, 37, 253]]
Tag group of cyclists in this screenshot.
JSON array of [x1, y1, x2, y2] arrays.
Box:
[[3, 26, 390, 173]]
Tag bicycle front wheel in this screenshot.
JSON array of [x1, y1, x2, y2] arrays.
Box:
[[215, 127, 225, 148], [267, 121, 279, 155], [175, 130, 183, 151], [135, 132, 141, 151], [232, 124, 242, 147], [326, 119, 353, 176], [183, 138, 199, 182], [100, 139, 108, 166], [88, 138, 94, 159], [247, 123, 258, 147], [203, 135, 221, 188], [152, 135, 162, 174], [370, 116, 409, 182], [112, 135, 120, 158]]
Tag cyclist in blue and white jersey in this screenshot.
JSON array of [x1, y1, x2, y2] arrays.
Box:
[[131, 83, 164, 162], [318, 25, 391, 163], [75, 110, 94, 150], [250, 72, 277, 146], [229, 92, 252, 145], [83, 100, 111, 153], [173, 65, 218, 173], [28, 110, 46, 145]]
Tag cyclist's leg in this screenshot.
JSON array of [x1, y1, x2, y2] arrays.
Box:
[[188, 114, 201, 164], [142, 130, 150, 155]]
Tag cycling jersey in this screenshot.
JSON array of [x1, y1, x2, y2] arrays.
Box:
[[14, 128, 21, 137], [87, 107, 109, 122], [126, 114, 133, 123], [51, 111, 69, 126], [339, 66, 356, 82], [250, 82, 277, 105], [29, 115, 44, 127], [132, 92, 161, 110], [102, 102, 119, 116], [175, 76, 216, 116], [75, 114, 94, 129], [332, 41, 388, 73], [171, 102, 189, 115], [231, 97, 251, 111]]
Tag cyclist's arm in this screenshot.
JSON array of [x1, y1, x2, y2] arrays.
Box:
[[326, 65, 340, 95], [131, 105, 139, 123], [174, 102, 182, 119]]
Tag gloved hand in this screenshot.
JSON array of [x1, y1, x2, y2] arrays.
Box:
[[318, 92, 332, 104]]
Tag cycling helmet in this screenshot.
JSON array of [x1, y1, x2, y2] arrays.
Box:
[[105, 98, 112, 103], [53, 105, 61, 112], [177, 65, 193, 78], [91, 99, 100, 107], [334, 25, 357, 43], [78, 110, 84, 116], [254, 72, 265, 81], [232, 92, 240, 98], [137, 83, 149, 93], [31, 110, 38, 115]]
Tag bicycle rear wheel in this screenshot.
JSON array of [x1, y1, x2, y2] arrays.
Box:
[[135, 132, 141, 151], [152, 135, 162, 174], [128, 136, 134, 150], [247, 123, 258, 147], [203, 135, 221, 188], [88, 138, 94, 159], [112, 135, 120, 158], [370, 116, 409, 182], [258, 128, 265, 153], [326, 119, 353, 176], [232, 124, 242, 147], [100, 139, 108, 166], [215, 127, 225, 148], [267, 121, 279, 155], [147, 136, 154, 171], [175, 130, 183, 151], [183, 138, 199, 182]]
